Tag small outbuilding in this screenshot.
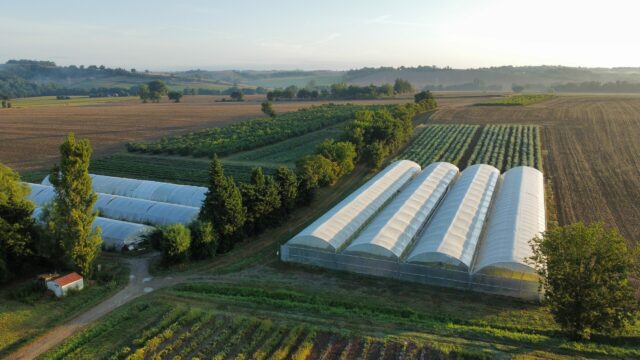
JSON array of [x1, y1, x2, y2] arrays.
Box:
[[46, 272, 84, 298]]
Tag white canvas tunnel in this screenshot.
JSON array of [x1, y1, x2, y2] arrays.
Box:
[[287, 160, 421, 252]]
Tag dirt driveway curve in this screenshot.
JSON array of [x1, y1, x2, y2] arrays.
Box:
[[7, 253, 183, 360]]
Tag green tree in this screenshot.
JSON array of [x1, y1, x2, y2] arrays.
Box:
[[316, 139, 357, 176], [148, 80, 168, 102], [189, 220, 217, 260], [414, 90, 434, 103], [160, 224, 191, 264], [393, 78, 414, 94], [138, 84, 150, 103], [274, 166, 298, 215], [364, 140, 390, 169], [199, 155, 246, 253], [530, 222, 639, 340], [261, 101, 276, 117], [512, 84, 525, 93], [240, 168, 281, 234], [47, 133, 102, 277], [229, 91, 244, 101], [296, 154, 339, 204], [168, 91, 183, 103], [0, 163, 37, 282]]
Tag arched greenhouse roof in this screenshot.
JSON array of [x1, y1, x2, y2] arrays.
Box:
[[287, 160, 421, 251], [344, 162, 458, 259], [43, 174, 207, 208], [406, 164, 500, 269], [472, 166, 545, 276]]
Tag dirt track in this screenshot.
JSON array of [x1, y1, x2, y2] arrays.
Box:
[[6, 254, 183, 360]]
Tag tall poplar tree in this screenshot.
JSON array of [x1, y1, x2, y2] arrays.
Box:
[[48, 133, 102, 277], [199, 155, 245, 252]]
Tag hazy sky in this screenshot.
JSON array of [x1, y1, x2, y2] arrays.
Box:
[[1, 0, 639, 70]]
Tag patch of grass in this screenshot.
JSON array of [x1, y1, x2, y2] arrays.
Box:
[[224, 125, 344, 166], [10, 96, 138, 108], [90, 153, 277, 185], [0, 254, 128, 357], [475, 94, 554, 106]]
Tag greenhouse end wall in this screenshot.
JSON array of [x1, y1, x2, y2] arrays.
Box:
[[280, 244, 541, 301]]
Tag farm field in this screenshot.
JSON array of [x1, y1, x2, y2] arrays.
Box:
[[88, 153, 277, 185], [398, 124, 542, 172], [431, 95, 640, 244], [9, 96, 138, 108], [0, 96, 406, 172], [476, 94, 555, 106], [126, 104, 377, 157]]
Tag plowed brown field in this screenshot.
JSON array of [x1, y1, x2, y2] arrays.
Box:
[[0, 95, 414, 171], [431, 95, 640, 243]]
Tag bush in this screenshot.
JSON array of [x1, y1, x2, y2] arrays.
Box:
[[189, 220, 217, 260], [160, 224, 191, 264]]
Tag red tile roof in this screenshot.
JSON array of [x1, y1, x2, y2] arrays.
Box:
[[53, 272, 83, 287]]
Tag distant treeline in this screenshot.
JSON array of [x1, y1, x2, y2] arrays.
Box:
[[551, 81, 640, 93], [182, 87, 268, 96], [423, 78, 502, 91], [266, 79, 415, 101]]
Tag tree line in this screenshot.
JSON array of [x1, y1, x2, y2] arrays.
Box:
[[1, 134, 102, 282], [150, 94, 439, 265], [266, 79, 415, 101]]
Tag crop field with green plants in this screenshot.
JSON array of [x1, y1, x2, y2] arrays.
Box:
[[223, 126, 344, 166], [398, 124, 542, 172], [475, 94, 555, 106], [468, 124, 542, 172], [398, 124, 478, 167], [89, 153, 277, 185], [127, 104, 374, 157]]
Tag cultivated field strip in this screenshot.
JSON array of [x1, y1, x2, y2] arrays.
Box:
[[399, 124, 478, 166], [430, 96, 640, 243], [467, 124, 542, 172], [42, 300, 458, 360], [90, 153, 277, 185]]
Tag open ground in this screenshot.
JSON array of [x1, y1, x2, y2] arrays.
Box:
[[0, 95, 422, 172]]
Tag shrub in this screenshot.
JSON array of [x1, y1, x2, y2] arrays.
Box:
[[160, 224, 191, 264]]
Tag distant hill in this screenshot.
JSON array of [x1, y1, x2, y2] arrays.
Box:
[[343, 66, 640, 91], [4, 60, 640, 98]]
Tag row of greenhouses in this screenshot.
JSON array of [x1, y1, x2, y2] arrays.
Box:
[[282, 160, 546, 299], [28, 175, 205, 251]]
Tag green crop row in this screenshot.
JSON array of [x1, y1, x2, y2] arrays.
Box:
[[399, 124, 479, 167], [90, 153, 277, 185], [476, 94, 554, 106], [468, 125, 542, 172], [127, 104, 377, 157]]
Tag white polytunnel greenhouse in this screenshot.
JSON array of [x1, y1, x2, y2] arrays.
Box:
[[287, 160, 421, 252], [43, 174, 207, 208], [405, 164, 500, 269], [32, 207, 154, 251], [344, 162, 459, 259], [27, 183, 199, 226], [281, 162, 547, 300], [472, 166, 546, 277]]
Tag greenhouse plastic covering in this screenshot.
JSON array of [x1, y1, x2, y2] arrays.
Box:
[[43, 174, 207, 208], [344, 162, 459, 259], [288, 160, 421, 251], [406, 164, 500, 269], [472, 166, 546, 275], [32, 207, 154, 251], [27, 183, 199, 226]]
